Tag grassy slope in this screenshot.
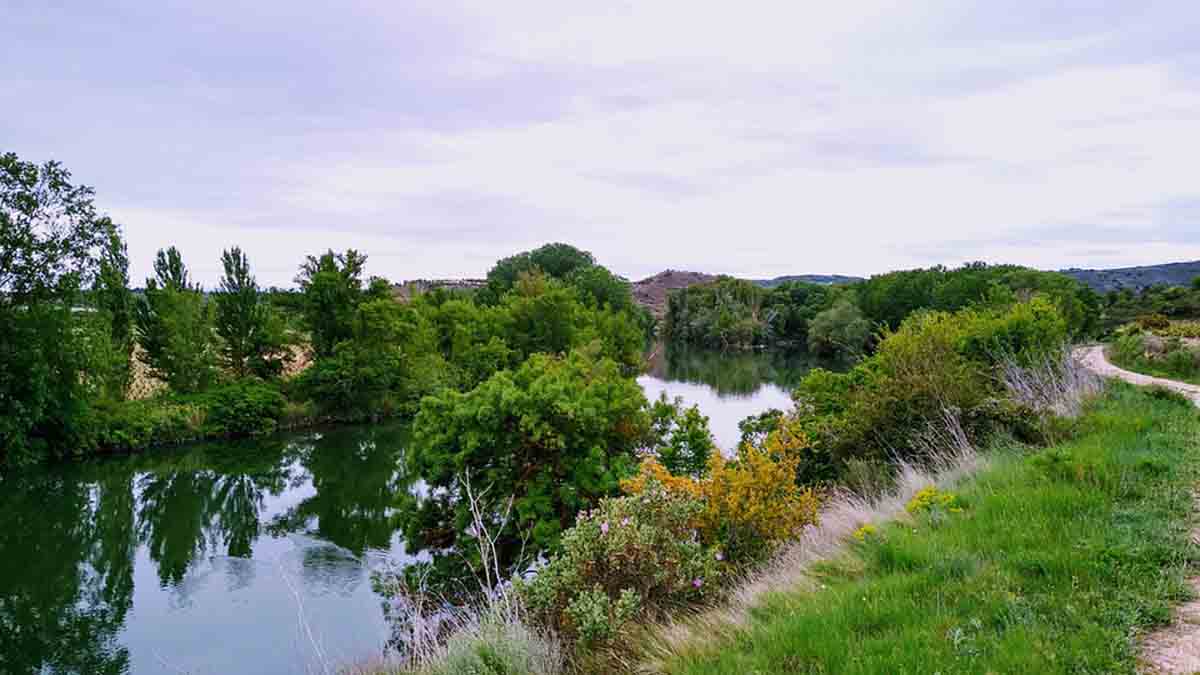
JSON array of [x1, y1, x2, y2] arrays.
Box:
[[662, 384, 1200, 674], [1108, 347, 1200, 387]]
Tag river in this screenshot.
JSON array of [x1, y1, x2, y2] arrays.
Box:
[[0, 347, 827, 675]]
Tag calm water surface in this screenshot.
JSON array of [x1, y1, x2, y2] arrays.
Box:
[[0, 348, 823, 674]]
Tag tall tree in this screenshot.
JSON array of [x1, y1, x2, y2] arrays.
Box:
[[0, 152, 109, 467], [295, 249, 369, 358], [92, 222, 134, 398], [214, 247, 289, 378], [134, 247, 218, 393]]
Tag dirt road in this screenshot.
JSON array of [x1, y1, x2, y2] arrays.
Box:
[[1077, 344, 1200, 407]]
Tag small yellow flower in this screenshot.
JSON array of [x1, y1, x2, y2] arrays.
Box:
[[906, 486, 961, 514], [853, 524, 877, 541]]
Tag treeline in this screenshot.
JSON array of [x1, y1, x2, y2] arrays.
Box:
[[663, 263, 1101, 357], [0, 152, 663, 473]]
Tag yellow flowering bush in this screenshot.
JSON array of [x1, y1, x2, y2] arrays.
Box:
[[1157, 320, 1200, 339], [623, 419, 821, 564], [905, 486, 962, 515], [853, 524, 878, 541]]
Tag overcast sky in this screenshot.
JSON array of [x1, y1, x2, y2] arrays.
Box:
[[6, 2, 1200, 287]]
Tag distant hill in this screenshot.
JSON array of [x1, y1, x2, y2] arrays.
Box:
[[1059, 261, 1200, 293], [752, 274, 865, 288], [631, 270, 864, 319], [632, 270, 718, 319]]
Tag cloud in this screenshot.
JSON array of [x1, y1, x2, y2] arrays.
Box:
[[4, 1, 1200, 286]]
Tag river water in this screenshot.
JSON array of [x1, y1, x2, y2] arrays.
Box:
[[0, 348, 826, 675]]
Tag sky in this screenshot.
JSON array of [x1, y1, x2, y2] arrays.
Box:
[[5, 1, 1200, 287]]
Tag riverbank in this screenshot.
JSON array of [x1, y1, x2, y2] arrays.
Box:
[[640, 382, 1200, 673]]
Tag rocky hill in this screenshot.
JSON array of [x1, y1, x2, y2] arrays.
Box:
[[632, 270, 717, 319], [1060, 261, 1200, 293]]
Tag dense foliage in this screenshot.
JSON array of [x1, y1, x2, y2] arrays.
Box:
[[623, 415, 820, 565], [791, 296, 1069, 478], [405, 347, 652, 557], [214, 247, 291, 379], [663, 262, 1099, 358], [0, 152, 114, 467], [1109, 330, 1200, 384], [1097, 279, 1200, 332], [134, 247, 219, 393], [520, 485, 720, 650]]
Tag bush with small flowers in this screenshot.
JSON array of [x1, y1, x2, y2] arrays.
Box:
[[519, 482, 720, 650]]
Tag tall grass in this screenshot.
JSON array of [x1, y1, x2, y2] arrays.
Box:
[[347, 472, 564, 675], [999, 346, 1104, 418]]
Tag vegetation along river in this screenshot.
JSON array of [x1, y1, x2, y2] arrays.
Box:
[[0, 347, 827, 675]]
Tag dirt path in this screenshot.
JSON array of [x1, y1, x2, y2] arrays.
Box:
[[1077, 344, 1200, 406], [1077, 345, 1200, 673]]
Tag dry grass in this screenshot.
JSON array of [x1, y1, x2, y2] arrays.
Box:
[[126, 342, 313, 400], [1000, 345, 1104, 418], [346, 472, 564, 675]]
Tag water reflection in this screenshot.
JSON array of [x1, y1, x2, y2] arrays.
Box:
[[640, 345, 837, 451], [647, 345, 834, 397], [0, 423, 411, 675]]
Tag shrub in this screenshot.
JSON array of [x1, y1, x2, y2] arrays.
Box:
[[807, 299, 873, 358], [793, 299, 1074, 472], [955, 295, 1068, 365], [623, 418, 821, 565], [1163, 344, 1199, 377], [1136, 313, 1171, 330], [648, 394, 716, 476], [905, 486, 962, 515], [1145, 385, 1195, 408], [520, 485, 719, 650], [1111, 333, 1146, 365], [203, 380, 286, 437], [80, 398, 207, 453], [407, 347, 650, 558], [1159, 320, 1200, 338]]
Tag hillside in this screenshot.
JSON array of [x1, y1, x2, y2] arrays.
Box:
[[752, 274, 864, 288], [632, 270, 717, 319], [1060, 260, 1200, 293]]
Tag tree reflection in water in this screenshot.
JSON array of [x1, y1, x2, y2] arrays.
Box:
[[0, 422, 411, 675]]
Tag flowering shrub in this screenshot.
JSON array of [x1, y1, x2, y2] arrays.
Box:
[[623, 418, 821, 565], [1158, 320, 1200, 339], [905, 486, 962, 515], [853, 524, 878, 541], [519, 485, 719, 650], [1136, 313, 1171, 330]]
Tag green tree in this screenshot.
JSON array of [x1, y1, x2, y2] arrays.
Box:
[[0, 152, 110, 467], [807, 299, 873, 358], [297, 297, 446, 420], [134, 247, 218, 393], [214, 247, 290, 378], [567, 263, 633, 310], [295, 249, 368, 358], [480, 242, 596, 303], [649, 394, 716, 476], [406, 347, 651, 558], [92, 223, 134, 398]]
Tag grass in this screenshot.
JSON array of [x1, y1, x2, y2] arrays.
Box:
[[1109, 349, 1200, 387], [655, 383, 1200, 674]]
